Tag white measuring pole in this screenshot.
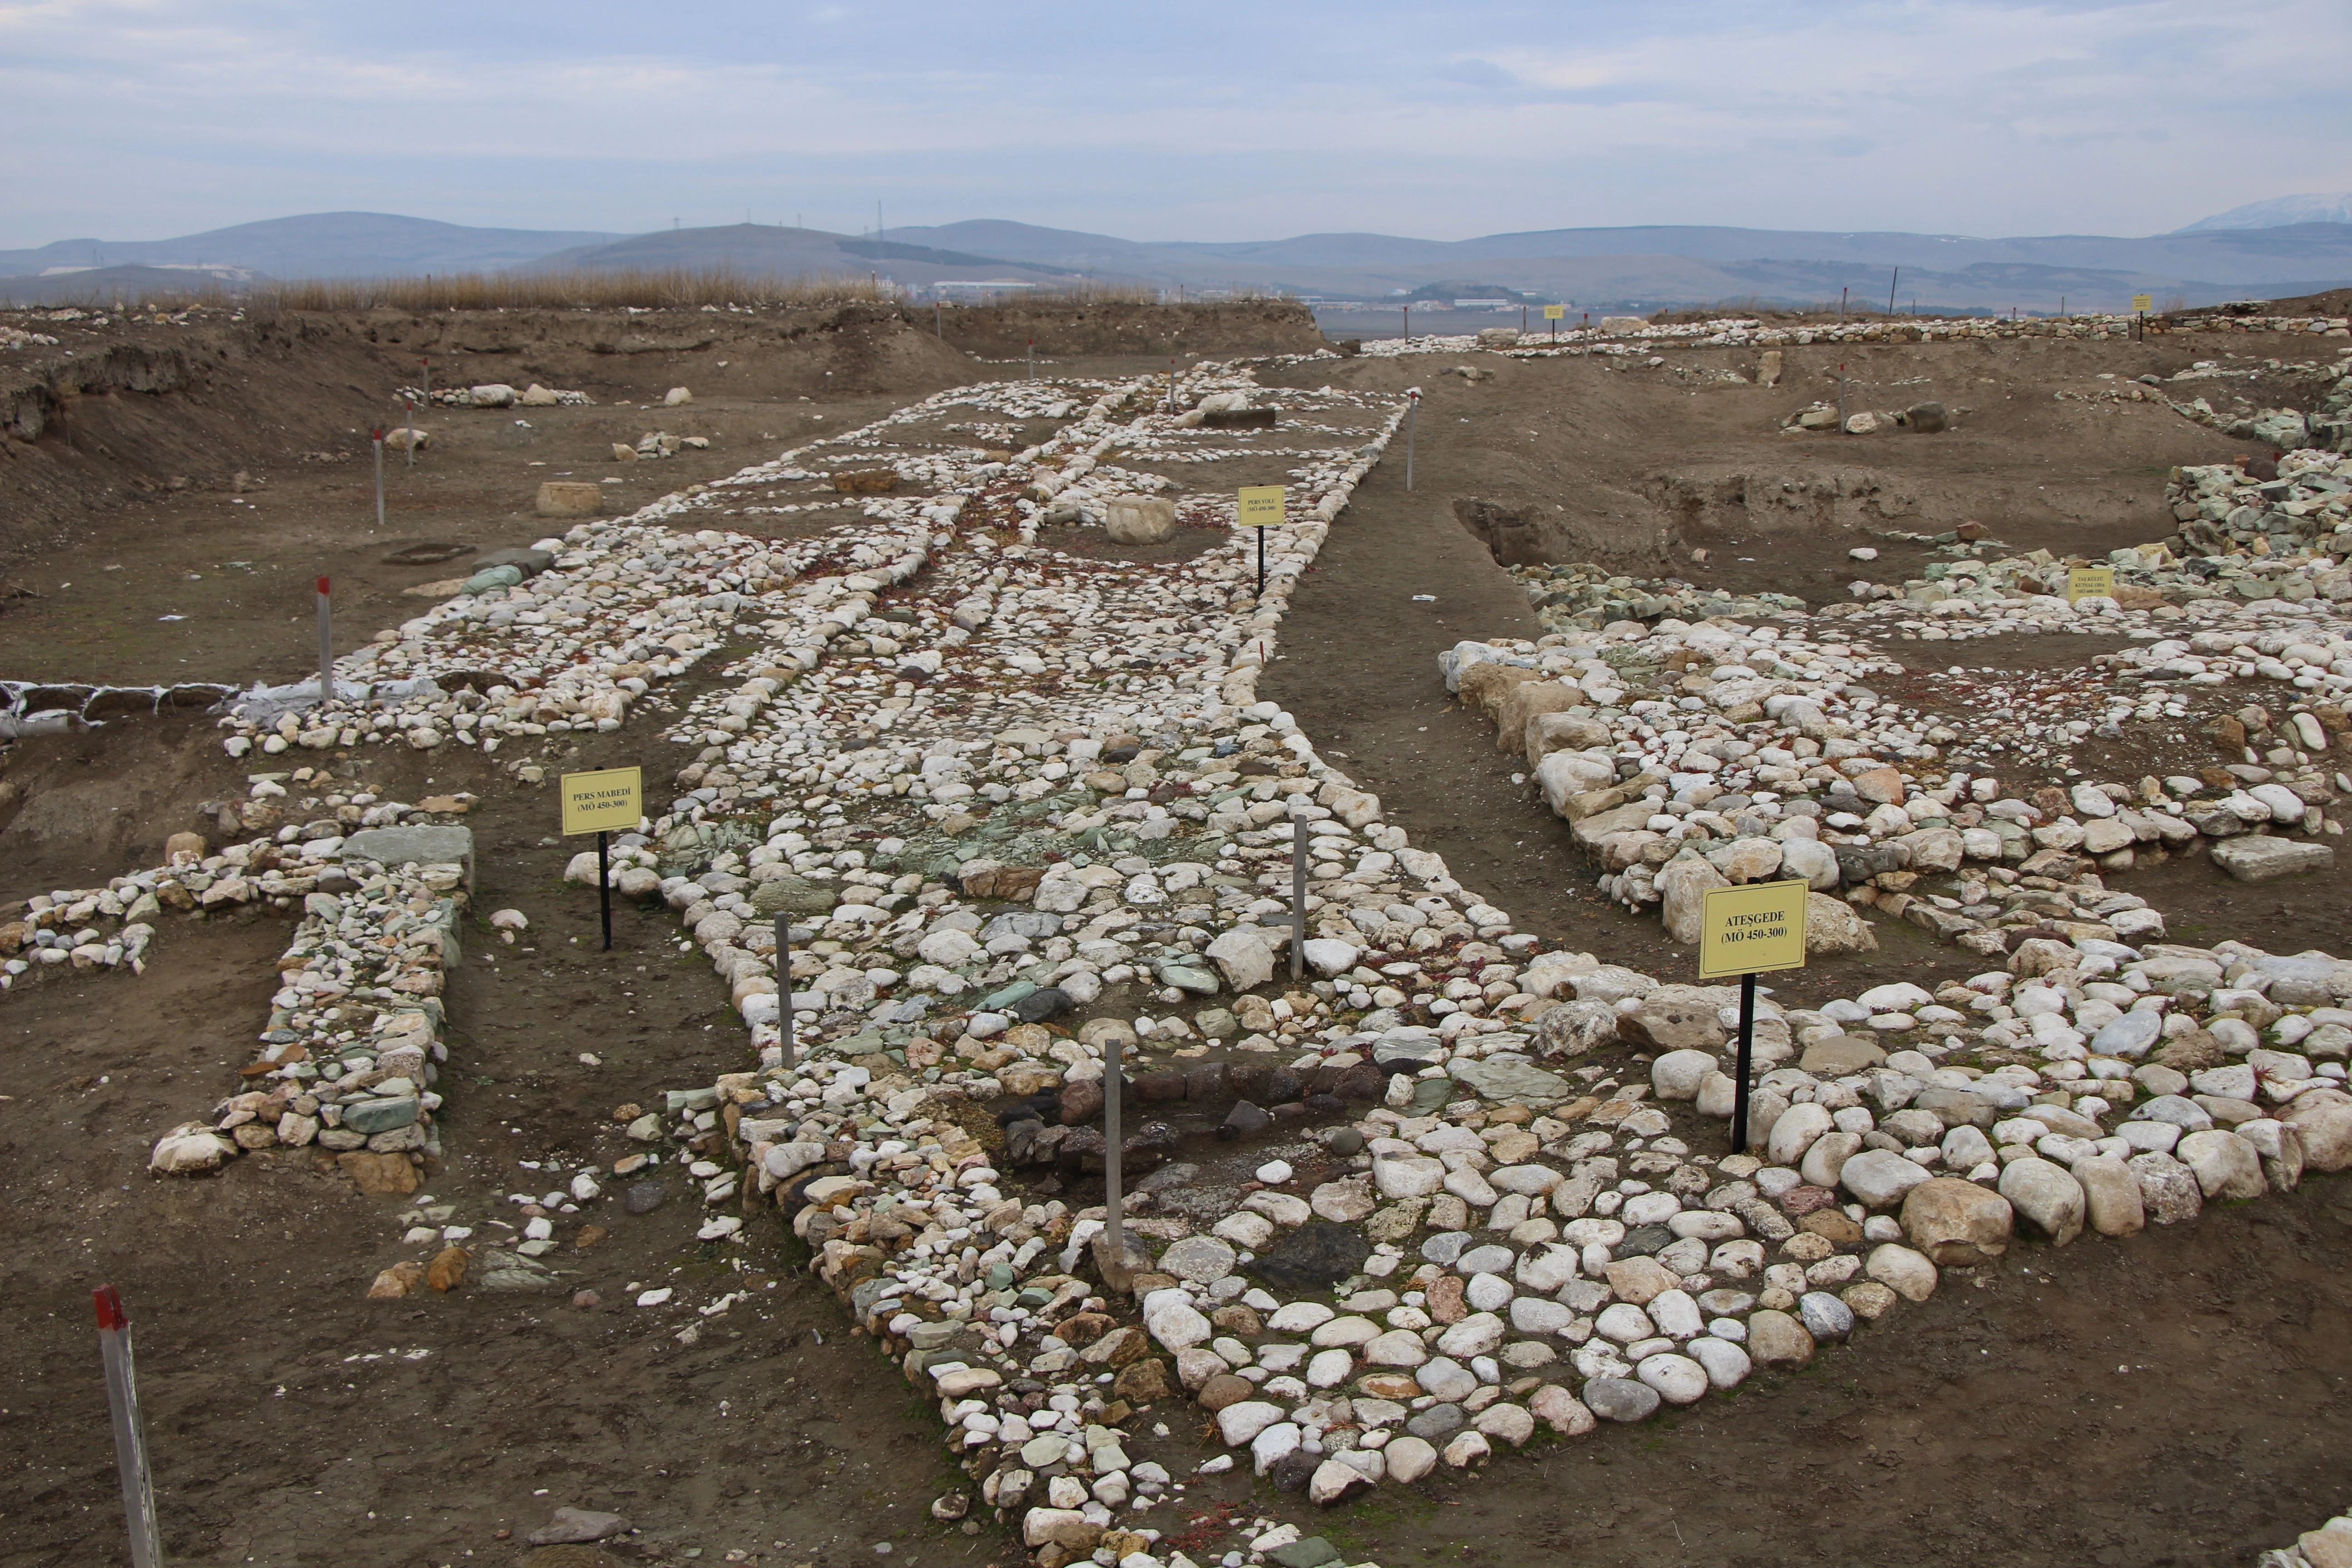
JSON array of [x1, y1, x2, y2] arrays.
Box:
[[316, 576, 333, 707], [1290, 799, 1308, 980], [1405, 390, 1419, 490], [774, 913, 795, 1068], [93, 1287, 162, 1568], [1103, 1028, 1125, 1285]]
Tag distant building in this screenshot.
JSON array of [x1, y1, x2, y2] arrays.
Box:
[[1452, 298, 1511, 308], [931, 279, 1040, 300]]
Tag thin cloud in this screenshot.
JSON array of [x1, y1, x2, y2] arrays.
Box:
[[0, 0, 2346, 246]]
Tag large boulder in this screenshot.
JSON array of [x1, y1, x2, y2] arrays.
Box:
[[1103, 496, 1178, 544], [1529, 997, 1619, 1058], [1839, 1148, 1931, 1210], [2127, 1151, 2205, 1224], [1659, 857, 1730, 946], [2211, 837, 2333, 882], [1998, 1157, 2085, 1245], [535, 480, 604, 518], [1805, 893, 1879, 956], [2176, 1129, 2266, 1200], [1619, 987, 1728, 1051], [1203, 928, 1275, 991], [2071, 1155, 2146, 1236], [1496, 682, 1585, 758], [1899, 1176, 2014, 1264], [2285, 1088, 2352, 1170]]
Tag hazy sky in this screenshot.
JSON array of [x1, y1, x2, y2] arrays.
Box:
[[5, 0, 2347, 247]]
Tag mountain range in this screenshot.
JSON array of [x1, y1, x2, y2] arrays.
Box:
[[7, 200, 2352, 314]]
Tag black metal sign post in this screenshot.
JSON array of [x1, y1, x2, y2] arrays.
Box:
[[595, 830, 612, 951], [1730, 972, 1758, 1153]]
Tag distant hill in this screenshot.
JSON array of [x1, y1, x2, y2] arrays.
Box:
[[5, 210, 2348, 316], [882, 219, 2352, 313], [518, 224, 1081, 285], [2180, 193, 2352, 232], [0, 212, 623, 280]]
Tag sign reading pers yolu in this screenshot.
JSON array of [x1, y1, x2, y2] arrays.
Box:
[[561, 766, 643, 837], [1697, 878, 1810, 980], [1543, 304, 1567, 320], [1237, 485, 1286, 529]]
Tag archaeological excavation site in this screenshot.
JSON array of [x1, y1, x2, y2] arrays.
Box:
[[6, 290, 2352, 1568]]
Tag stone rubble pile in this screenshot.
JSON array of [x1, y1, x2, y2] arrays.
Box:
[[508, 368, 2345, 1562], [1, 324, 62, 349], [393, 382, 594, 408], [1445, 602, 2349, 916], [2260, 1507, 2352, 1568], [0, 679, 235, 737], [1340, 313, 2349, 371], [42, 325, 2352, 1561]]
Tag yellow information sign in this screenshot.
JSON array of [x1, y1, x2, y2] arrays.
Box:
[[2132, 294, 2153, 313], [1544, 304, 1566, 320], [1697, 879, 1810, 980], [1237, 485, 1286, 528], [561, 766, 643, 836], [2066, 565, 2117, 603]]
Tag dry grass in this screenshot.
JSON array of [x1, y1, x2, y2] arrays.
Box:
[[267, 268, 899, 311]]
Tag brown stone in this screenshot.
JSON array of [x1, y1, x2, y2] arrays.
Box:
[[1056, 1311, 1112, 1346], [574, 1225, 609, 1250], [426, 1245, 469, 1293], [1424, 1274, 1468, 1323], [2156, 1029, 2224, 1072], [831, 468, 898, 495], [1851, 766, 1906, 805], [338, 1151, 421, 1196], [1779, 1184, 1840, 1216], [1602, 1256, 1680, 1305], [367, 1261, 425, 1298], [1059, 1078, 1105, 1126], [1083, 1326, 1152, 1367], [1112, 1357, 1174, 1402], [1798, 1208, 1865, 1246], [1210, 1304, 1264, 1336], [534, 480, 606, 519], [1356, 1372, 1424, 1400], [164, 830, 207, 865], [1456, 662, 1540, 724], [1746, 1309, 1815, 1368], [1196, 1374, 1255, 1411], [1899, 1176, 2014, 1266]]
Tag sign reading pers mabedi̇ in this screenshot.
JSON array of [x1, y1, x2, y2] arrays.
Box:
[[561, 766, 643, 837], [1697, 879, 1810, 980]]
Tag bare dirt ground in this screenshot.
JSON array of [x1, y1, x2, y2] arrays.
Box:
[[1, 303, 2348, 1568], [1257, 332, 2352, 1007]]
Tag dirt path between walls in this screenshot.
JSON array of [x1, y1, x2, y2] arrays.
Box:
[[0, 723, 980, 1568]]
